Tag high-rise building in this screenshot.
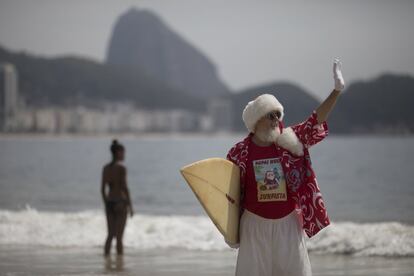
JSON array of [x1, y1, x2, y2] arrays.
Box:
[[207, 97, 233, 132], [0, 63, 18, 131]]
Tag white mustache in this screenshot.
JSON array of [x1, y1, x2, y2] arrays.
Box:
[[255, 127, 281, 143]]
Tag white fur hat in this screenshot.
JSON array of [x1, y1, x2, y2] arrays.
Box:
[[242, 94, 284, 133]]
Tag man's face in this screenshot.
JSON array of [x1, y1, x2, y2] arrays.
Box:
[[253, 111, 281, 143], [255, 116, 278, 133], [255, 111, 280, 133]]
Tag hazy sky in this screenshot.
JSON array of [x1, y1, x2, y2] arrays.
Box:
[[0, 0, 413, 99]]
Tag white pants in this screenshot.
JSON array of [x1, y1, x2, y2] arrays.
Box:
[[235, 210, 312, 276]]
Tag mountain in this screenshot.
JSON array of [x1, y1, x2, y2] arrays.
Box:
[[230, 82, 321, 131], [2, 44, 413, 134], [0, 45, 204, 110], [231, 75, 414, 134], [106, 8, 229, 99], [329, 74, 414, 133]]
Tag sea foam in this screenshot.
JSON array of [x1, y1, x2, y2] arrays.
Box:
[[0, 207, 413, 257]]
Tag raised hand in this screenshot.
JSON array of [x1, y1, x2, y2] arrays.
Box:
[[333, 58, 345, 91]]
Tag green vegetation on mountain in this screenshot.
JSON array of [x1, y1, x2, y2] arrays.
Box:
[[0, 45, 204, 111]]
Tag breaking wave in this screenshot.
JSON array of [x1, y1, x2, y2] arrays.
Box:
[[1, 207, 413, 257]]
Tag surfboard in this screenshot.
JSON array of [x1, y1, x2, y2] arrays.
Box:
[[180, 158, 240, 245]]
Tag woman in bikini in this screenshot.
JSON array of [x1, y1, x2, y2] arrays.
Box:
[[101, 140, 134, 256]]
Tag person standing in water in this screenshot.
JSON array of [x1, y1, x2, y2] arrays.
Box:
[[101, 140, 134, 256], [227, 59, 345, 275]]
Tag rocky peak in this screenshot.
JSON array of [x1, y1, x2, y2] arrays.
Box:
[[106, 8, 229, 99]]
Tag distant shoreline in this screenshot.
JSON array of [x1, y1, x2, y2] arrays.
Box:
[[0, 132, 245, 140], [0, 132, 413, 139]]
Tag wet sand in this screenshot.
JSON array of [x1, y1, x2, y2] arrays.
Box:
[[1, 245, 413, 276]]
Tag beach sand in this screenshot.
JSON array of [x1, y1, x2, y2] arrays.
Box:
[[1, 245, 413, 276]]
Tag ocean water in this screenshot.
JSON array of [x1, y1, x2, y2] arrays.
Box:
[[0, 135, 413, 257]]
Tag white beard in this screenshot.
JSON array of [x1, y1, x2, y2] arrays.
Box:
[[253, 126, 305, 156], [254, 127, 281, 143]]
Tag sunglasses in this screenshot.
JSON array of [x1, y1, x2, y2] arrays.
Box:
[[265, 111, 281, 121]]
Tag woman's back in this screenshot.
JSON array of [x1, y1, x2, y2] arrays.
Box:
[[102, 140, 133, 256], [103, 162, 127, 201]]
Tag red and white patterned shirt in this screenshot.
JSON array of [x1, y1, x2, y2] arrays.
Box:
[[227, 111, 330, 238]]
